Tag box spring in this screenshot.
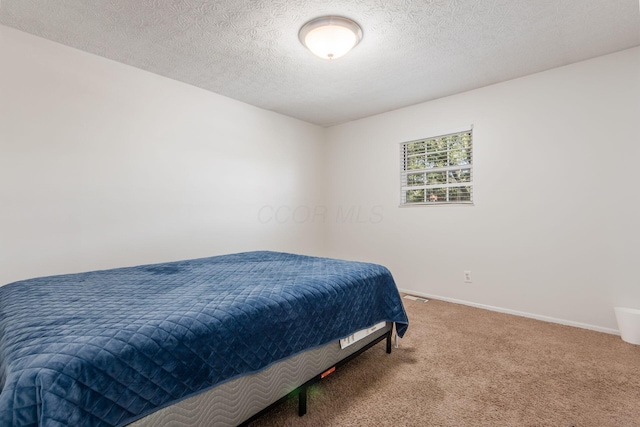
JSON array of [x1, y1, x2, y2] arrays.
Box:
[[128, 323, 391, 426]]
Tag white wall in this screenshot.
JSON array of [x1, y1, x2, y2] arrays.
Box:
[[2, 23, 638, 333], [324, 47, 640, 332], [0, 25, 325, 285]]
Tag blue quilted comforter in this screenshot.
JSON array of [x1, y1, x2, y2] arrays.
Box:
[[0, 251, 408, 426]]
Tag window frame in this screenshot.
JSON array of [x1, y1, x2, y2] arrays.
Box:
[[399, 127, 474, 206]]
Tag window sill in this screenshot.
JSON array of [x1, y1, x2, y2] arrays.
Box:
[[399, 202, 474, 207]]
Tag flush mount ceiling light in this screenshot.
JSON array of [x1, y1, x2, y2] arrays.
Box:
[[299, 16, 363, 60]]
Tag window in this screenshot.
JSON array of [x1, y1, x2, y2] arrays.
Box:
[[400, 128, 473, 205]]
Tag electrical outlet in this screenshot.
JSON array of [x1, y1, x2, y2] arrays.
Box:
[[464, 270, 472, 283]]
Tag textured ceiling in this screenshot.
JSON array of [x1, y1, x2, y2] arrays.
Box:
[[1, 1, 639, 126]]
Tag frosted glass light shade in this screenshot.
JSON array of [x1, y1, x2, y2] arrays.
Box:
[[299, 16, 363, 60]]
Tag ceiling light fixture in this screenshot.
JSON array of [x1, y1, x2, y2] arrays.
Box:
[[299, 16, 363, 60]]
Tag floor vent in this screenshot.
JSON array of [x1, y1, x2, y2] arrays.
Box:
[[404, 295, 429, 303]]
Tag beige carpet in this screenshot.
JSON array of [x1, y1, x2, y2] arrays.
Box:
[[248, 297, 640, 426]]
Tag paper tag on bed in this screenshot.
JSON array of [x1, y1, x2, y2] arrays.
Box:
[[339, 322, 386, 349]]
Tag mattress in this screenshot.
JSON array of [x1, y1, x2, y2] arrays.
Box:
[[128, 323, 391, 426], [0, 251, 408, 427]]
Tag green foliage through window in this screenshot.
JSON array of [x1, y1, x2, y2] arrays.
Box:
[[400, 129, 473, 205]]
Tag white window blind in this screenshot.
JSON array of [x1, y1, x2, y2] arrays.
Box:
[[400, 128, 473, 205]]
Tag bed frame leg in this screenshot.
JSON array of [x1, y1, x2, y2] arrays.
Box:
[[298, 385, 307, 416], [386, 330, 392, 354]]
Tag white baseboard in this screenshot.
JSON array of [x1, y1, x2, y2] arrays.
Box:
[[398, 288, 620, 336]]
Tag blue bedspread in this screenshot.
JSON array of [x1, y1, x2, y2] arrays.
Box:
[[0, 251, 408, 426]]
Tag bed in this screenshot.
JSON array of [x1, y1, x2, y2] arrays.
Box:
[[0, 251, 409, 426]]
